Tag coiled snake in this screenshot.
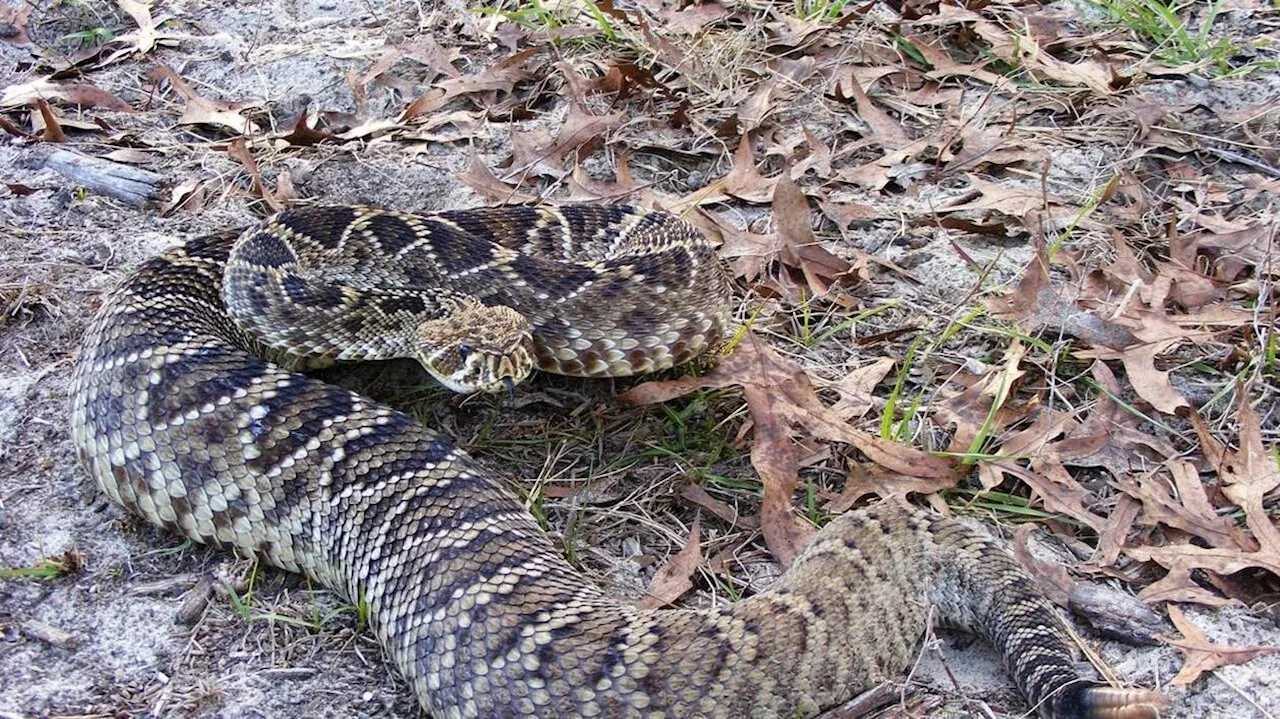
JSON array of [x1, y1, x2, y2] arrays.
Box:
[[69, 204, 1163, 718]]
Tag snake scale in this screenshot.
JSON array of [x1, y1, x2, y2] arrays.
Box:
[[69, 204, 1163, 718]]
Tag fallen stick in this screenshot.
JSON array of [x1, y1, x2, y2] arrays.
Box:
[[43, 148, 164, 207]]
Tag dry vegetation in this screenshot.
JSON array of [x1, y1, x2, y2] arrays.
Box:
[[1, 0, 1279, 717]]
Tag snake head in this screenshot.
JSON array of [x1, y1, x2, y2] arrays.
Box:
[[416, 302, 535, 395]]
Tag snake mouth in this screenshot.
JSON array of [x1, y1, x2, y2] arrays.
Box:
[[443, 344, 534, 395]]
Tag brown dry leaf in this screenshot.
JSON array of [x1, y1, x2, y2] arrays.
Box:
[[1113, 463, 1240, 551], [566, 151, 641, 203], [1165, 233, 1224, 309], [829, 461, 960, 511], [362, 38, 460, 94], [617, 335, 794, 406], [227, 139, 287, 212], [102, 148, 155, 165], [1191, 393, 1280, 554], [1, 78, 131, 111], [826, 358, 895, 421], [1054, 363, 1230, 550], [995, 408, 1076, 460], [737, 80, 777, 132], [506, 124, 562, 179], [83, 0, 178, 69], [832, 154, 895, 191], [1130, 541, 1280, 604], [637, 519, 703, 609], [623, 333, 959, 563], [833, 74, 909, 149], [458, 151, 536, 204], [33, 99, 66, 143], [680, 133, 776, 207], [772, 163, 853, 301], [711, 206, 854, 305], [745, 385, 816, 565], [335, 117, 403, 141], [622, 336, 817, 564], [1193, 225, 1278, 281], [1057, 359, 1228, 550], [1068, 239, 1252, 415], [791, 126, 833, 179], [551, 105, 625, 169], [819, 196, 877, 231], [968, 16, 1116, 94], [776, 400, 957, 481], [161, 175, 207, 216], [714, 217, 776, 285], [401, 48, 538, 120], [360, 45, 406, 91], [987, 459, 1109, 533], [680, 484, 759, 530], [504, 105, 623, 181], [940, 176, 1062, 223], [116, 0, 164, 55], [0, 115, 30, 140], [1165, 605, 1278, 685], [280, 113, 337, 146], [1074, 311, 1208, 416], [933, 342, 1027, 455], [765, 11, 841, 49], [1129, 544, 1244, 607], [148, 65, 261, 135], [986, 245, 1139, 348], [1094, 494, 1141, 568], [721, 133, 777, 203], [905, 34, 1012, 90], [400, 109, 486, 144], [1115, 333, 1191, 415], [972, 404, 1111, 531], [657, 1, 729, 34], [943, 124, 1046, 175], [275, 170, 297, 205], [1012, 524, 1074, 606]]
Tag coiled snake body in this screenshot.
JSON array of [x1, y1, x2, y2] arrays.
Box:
[[69, 205, 1161, 718]]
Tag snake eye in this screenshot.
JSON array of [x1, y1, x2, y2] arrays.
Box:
[[457, 343, 473, 360]]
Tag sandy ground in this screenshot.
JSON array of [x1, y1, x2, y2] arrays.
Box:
[[2, 1, 1279, 718]]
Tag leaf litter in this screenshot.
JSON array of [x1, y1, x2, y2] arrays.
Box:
[[2, 0, 1279, 715]]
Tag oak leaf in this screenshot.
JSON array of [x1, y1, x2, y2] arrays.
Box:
[[1, 78, 131, 112], [680, 484, 759, 530], [771, 162, 853, 302], [147, 65, 261, 135], [227, 139, 290, 212], [623, 333, 958, 564], [1165, 605, 1277, 685], [832, 74, 909, 149], [1191, 392, 1280, 555], [637, 520, 703, 609]]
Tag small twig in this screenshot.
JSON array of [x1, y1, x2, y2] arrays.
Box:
[[1200, 147, 1280, 179], [812, 683, 896, 719], [21, 619, 78, 649]]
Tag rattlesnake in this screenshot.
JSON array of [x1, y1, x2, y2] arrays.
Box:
[[69, 204, 1163, 718]]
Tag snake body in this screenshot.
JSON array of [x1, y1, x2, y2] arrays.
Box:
[[69, 205, 1161, 718]]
